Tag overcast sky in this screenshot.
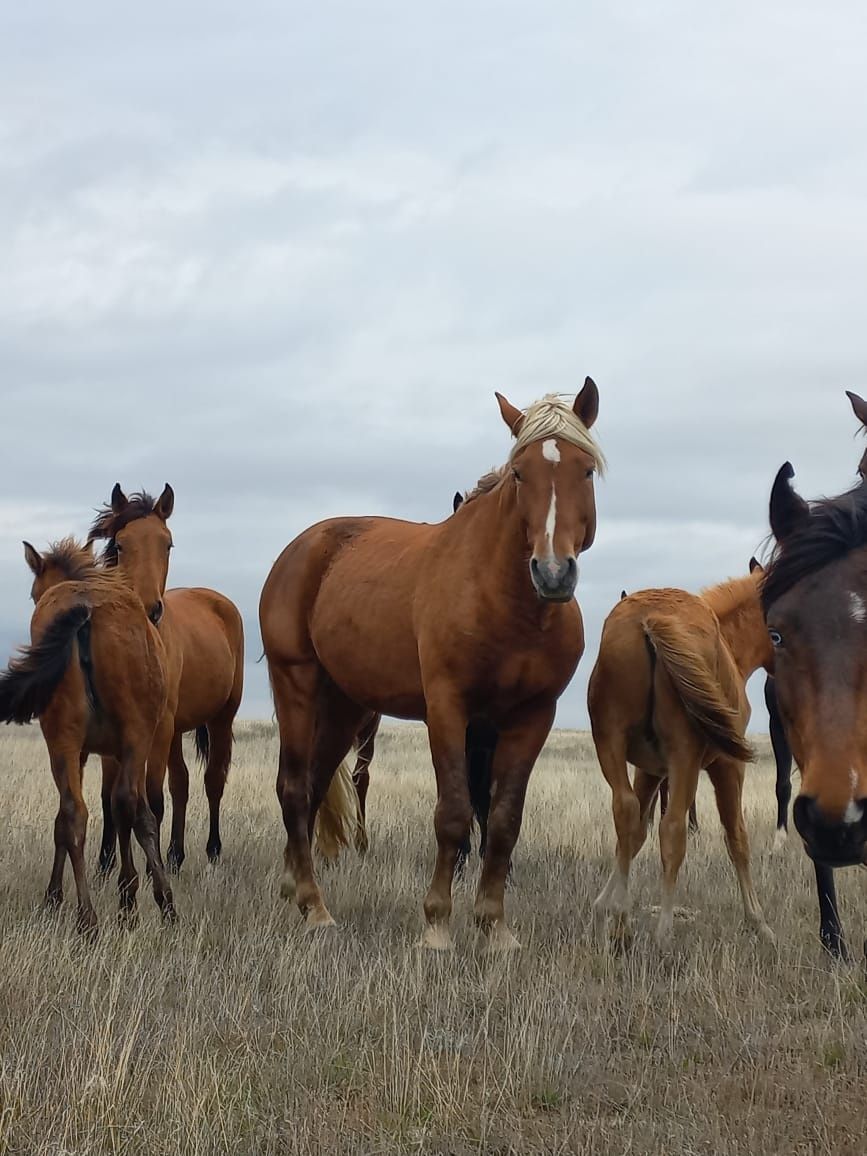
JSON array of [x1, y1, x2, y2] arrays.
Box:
[[3, 1, 867, 731]]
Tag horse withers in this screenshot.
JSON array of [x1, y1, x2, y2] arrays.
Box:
[[260, 383, 605, 950], [1, 538, 175, 933]]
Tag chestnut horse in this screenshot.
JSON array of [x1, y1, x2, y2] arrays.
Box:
[[589, 566, 775, 947], [762, 463, 867, 960], [260, 384, 605, 949], [1, 538, 175, 932], [88, 486, 244, 871]]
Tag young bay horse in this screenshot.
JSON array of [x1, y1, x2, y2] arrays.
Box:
[[589, 566, 775, 947], [260, 383, 605, 950], [762, 462, 867, 960], [88, 486, 244, 871], [1, 538, 175, 932]]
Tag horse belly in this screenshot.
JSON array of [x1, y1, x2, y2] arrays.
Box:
[[311, 569, 425, 719]]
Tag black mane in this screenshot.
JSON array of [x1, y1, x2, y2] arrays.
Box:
[[761, 479, 867, 613], [88, 491, 157, 568]]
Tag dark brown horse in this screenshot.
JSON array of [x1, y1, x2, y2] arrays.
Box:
[[260, 384, 605, 949], [2, 538, 175, 932], [589, 566, 775, 947], [763, 463, 867, 959], [88, 486, 244, 871]]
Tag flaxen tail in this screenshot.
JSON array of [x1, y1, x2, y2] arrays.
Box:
[[313, 758, 362, 860], [0, 605, 92, 725], [643, 615, 754, 764]]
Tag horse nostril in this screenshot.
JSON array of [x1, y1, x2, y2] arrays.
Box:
[[150, 600, 164, 626]]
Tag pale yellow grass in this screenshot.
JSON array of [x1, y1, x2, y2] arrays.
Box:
[[1, 724, 867, 1155]]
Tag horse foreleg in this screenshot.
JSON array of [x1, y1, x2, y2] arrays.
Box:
[[766, 676, 793, 853], [422, 692, 473, 950], [473, 700, 555, 952]]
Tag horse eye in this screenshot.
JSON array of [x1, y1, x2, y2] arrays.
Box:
[[769, 630, 783, 647], [512, 468, 522, 482], [115, 543, 123, 554], [585, 468, 595, 479]]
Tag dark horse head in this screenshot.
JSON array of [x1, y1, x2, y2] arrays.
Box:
[[763, 463, 867, 867], [88, 484, 175, 626]]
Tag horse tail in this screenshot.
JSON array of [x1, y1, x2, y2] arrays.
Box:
[[194, 725, 210, 767], [642, 615, 754, 764], [0, 604, 93, 725], [465, 720, 499, 857], [313, 758, 362, 860]]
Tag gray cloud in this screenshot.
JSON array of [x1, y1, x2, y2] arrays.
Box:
[[2, 0, 867, 729]]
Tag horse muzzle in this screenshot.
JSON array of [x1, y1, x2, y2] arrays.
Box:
[[794, 795, 867, 868], [530, 556, 578, 603]]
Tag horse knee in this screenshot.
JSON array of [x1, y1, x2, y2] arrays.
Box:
[[112, 783, 138, 828], [434, 797, 473, 848]]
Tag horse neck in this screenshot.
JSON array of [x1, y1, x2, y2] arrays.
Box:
[[702, 577, 771, 679], [457, 479, 546, 621]]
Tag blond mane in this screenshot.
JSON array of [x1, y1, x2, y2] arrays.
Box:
[[462, 392, 606, 505], [512, 394, 606, 475]]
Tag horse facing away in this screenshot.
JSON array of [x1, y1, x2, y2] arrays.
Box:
[[762, 463, 867, 960], [260, 382, 605, 950], [1, 538, 175, 933], [589, 565, 775, 947], [87, 486, 245, 871]]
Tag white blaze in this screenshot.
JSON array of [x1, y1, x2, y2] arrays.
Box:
[[850, 592, 867, 622], [545, 485, 557, 555]]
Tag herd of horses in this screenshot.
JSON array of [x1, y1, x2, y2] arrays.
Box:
[[2, 381, 867, 961]]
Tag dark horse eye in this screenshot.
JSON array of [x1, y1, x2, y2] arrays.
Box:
[[512, 468, 522, 482], [769, 630, 783, 647], [585, 468, 595, 479]]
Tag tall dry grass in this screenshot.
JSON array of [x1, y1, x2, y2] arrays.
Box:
[[1, 723, 867, 1154]]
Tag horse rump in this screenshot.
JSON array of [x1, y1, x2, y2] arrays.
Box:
[[642, 614, 754, 764]]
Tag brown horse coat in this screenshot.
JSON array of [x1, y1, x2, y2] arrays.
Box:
[[589, 569, 774, 947]]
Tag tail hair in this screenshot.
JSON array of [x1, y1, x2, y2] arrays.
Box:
[[643, 614, 754, 764], [0, 604, 92, 725], [313, 759, 362, 860], [194, 725, 210, 766]]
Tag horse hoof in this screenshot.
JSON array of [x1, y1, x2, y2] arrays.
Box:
[[161, 904, 179, 926], [305, 907, 336, 931], [484, 924, 521, 953], [279, 872, 297, 902], [206, 845, 221, 865], [753, 920, 776, 945], [770, 828, 787, 856], [76, 910, 99, 940], [420, 924, 453, 952], [43, 890, 63, 912]]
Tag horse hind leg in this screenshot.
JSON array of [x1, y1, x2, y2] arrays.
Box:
[[591, 730, 643, 948], [166, 732, 190, 873], [705, 755, 774, 944], [271, 662, 337, 927], [98, 756, 119, 876], [203, 707, 236, 864], [655, 754, 701, 948], [47, 742, 97, 937]]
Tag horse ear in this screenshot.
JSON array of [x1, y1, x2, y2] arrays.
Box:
[[749, 556, 764, 575], [111, 483, 128, 513], [495, 392, 525, 436], [574, 376, 599, 429], [847, 390, 867, 429], [23, 541, 43, 577], [452, 491, 464, 513], [155, 483, 174, 521], [620, 589, 628, 601], [769, 462, 810, 543]]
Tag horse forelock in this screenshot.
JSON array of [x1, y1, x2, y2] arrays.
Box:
[[88, 491, 158, 567], [511, 394, 606, 476]]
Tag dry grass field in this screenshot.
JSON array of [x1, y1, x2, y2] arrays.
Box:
[[1, 723, 867, 1155]]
